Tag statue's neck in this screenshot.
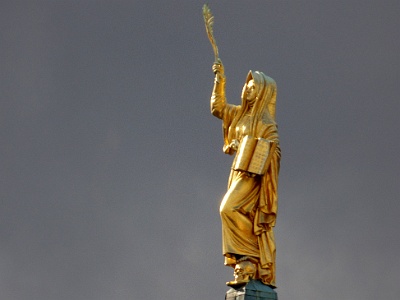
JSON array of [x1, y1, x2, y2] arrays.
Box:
[[246, 104, 254, 114]]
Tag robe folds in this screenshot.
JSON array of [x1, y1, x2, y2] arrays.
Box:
[[211, 71, 280, 287]]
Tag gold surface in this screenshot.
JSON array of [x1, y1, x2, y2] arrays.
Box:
[[202, 4, 219, 62], [226, 260, 256, 287], [209, 59, 280, 287], [233, 136, 272, 175]]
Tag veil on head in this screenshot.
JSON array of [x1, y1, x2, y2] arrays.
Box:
[[225, 70, 278, 153], [239, 71, 277, 136], [245, 70, 277, 122]]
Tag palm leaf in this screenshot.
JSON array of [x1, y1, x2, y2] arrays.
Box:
[[202, 4, 219, 61]]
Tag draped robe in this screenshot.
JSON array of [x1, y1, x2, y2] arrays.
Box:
[[211, 71, 280, 287]]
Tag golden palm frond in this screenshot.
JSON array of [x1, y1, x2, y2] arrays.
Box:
[[202, 4, 219, 61]]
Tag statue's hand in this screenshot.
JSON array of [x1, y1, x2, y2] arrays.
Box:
[[212, 59, 225, 76]]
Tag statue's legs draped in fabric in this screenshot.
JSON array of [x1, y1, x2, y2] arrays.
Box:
[[220, 171, 276, 287], [220, 171, 260, 260]]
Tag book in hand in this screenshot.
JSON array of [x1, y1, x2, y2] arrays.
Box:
[[233, 135, 274, 175]]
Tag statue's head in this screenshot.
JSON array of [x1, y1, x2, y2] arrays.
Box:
[[233, 261, 256, 282], [226, 70, 278, 150], [242, 71, 277, 121]]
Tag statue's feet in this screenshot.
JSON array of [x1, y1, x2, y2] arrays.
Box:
[[226, 278, 250, 287], [224, 254, 237, 267]]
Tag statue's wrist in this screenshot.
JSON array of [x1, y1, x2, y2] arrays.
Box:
[[215, 73, 226, 83]]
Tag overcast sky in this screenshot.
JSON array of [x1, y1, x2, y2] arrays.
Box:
[[1, 1, 400, 300]]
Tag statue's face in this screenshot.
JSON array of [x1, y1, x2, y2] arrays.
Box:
[[246, 79, 257, 102]]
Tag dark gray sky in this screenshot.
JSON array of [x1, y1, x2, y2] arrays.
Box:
[[1, 1, 399, 299]]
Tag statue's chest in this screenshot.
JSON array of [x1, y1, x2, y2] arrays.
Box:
[[235, 115, 251, 139]]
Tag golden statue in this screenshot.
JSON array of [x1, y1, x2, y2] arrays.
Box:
[[203, 4, 281, 289]]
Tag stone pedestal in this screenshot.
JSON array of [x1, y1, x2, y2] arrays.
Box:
[[225, 280, 277, 300]]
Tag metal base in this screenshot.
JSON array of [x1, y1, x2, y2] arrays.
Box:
[[225, 280, 277, 300]]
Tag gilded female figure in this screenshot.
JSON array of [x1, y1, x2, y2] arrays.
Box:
[[210, 60, 280, 288]]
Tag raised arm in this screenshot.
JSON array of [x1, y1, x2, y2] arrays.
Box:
[[210, 60, 227, 119]]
